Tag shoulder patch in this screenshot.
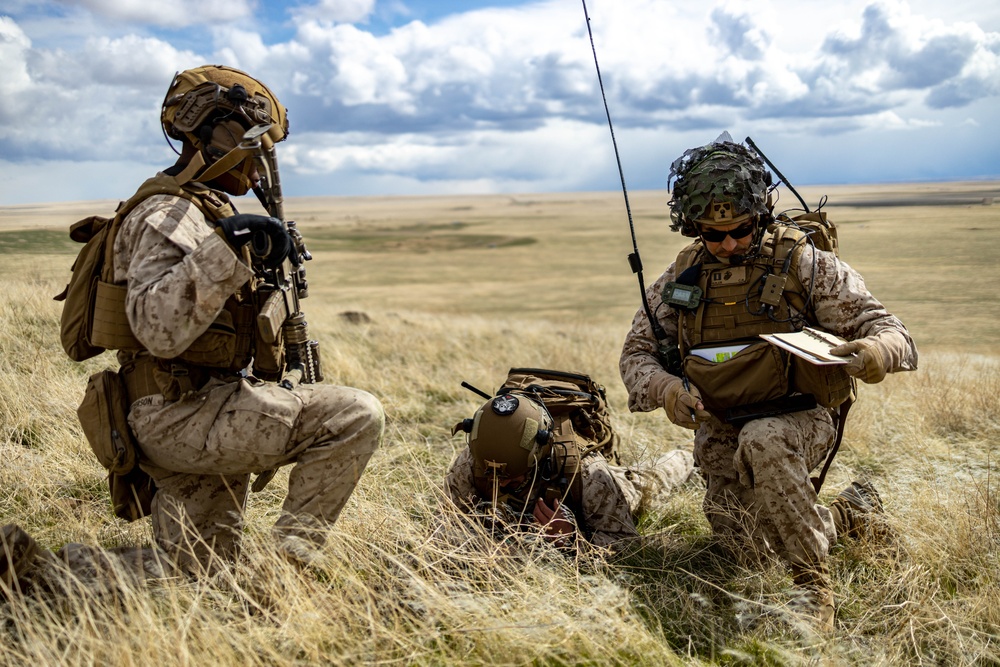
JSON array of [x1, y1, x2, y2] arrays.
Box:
[[125, 194, 213, 253]]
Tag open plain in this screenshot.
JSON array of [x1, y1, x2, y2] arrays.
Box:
[[1, 181, 998, 665]]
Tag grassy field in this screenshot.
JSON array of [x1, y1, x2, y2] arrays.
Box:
[[1, 182, 998, 665]]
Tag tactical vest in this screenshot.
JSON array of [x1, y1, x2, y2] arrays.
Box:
[[57, 173, 284, 395], [674, 221, 853, 412]]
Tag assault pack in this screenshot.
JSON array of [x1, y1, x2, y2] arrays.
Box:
[[53, 176, 233, 361], [497, 368, 620, 466]]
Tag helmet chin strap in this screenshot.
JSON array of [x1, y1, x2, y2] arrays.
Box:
[[173, 151, 206, 186], [195, 143, 257, 190]]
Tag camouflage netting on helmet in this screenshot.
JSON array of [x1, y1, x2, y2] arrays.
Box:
[[667, 139, 772, 237]]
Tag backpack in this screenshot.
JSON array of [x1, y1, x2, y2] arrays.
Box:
[[498, 368, 620, 465], [52, 175, 234, 361], [52, 214, 138, 361], [777, 209, 838, 252]]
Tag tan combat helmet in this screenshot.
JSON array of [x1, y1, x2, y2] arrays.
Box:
[[461, 394, 554, 482], [667, 131, 774, 238], [160, 65, 289, 192]]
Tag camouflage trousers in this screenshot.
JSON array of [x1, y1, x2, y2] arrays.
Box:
[[693, 406, 838, 567], [606, 450, 695, 516], [129, 377, 384, 573], [15, 542, 172, 599]]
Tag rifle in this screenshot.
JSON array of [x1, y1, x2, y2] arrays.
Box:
[[239, 124, 323, 390]]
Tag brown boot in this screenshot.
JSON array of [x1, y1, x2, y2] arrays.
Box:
[[790, 562, 835, 634], [829, 479, 889, 542], [1, 524, 39, 598]]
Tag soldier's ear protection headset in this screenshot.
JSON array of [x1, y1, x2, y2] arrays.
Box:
[[453, 392, 555, 488]]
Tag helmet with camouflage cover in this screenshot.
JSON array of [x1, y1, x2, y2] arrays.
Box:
[[463, 393, 554, 481], [667, 132, 773, 238], [160, 65, 288, 193]]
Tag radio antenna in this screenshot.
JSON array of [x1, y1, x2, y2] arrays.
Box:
[[580, 0, 667, 342]]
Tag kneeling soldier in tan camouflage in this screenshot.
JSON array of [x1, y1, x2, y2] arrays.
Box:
[[619, 135, 917, 631], [445, 368, 694, 550], [2, 65, 383, 596]]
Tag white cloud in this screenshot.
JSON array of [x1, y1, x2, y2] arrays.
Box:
[[289, 0, 377, 24], [0, 0, 997, 205], [0, 18, 32, 100], [282, 118, 611, 189], [61, 0, 255, 28]]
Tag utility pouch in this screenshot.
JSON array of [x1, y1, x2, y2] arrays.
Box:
[[791, 358, 855, 408], [176, 309, 237, 367], [683, 340, 790, 413], [78, 369, 138, 473], [77, 369, 155, 521]]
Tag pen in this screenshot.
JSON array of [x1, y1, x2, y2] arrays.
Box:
[[681, 376, 697, 422]]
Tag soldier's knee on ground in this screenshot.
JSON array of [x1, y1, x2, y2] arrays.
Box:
[[150, 491, 247, 577]]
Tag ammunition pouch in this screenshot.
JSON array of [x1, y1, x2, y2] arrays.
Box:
[[77, 369, 156, 521]]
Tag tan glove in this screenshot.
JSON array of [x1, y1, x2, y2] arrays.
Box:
[[647, 372, 711, 429], [830, 337, 888, 384]]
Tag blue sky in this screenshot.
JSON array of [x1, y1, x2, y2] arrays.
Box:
[[1, 0, 998, 205]]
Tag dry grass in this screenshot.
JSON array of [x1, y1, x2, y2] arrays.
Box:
[[1, 183, 998, 665]]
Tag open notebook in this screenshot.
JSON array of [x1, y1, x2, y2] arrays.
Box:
[[759, 327, 855, 365]]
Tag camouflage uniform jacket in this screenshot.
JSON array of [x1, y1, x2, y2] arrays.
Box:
[[620, 243, 918, 413], [112, 191, 251, 360]]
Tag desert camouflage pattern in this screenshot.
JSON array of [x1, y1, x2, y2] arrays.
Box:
[[19, 542, 172, 598], [620, 242, 917, 565], [111, 192, 384, 573], [445, 447, 694, 549], [113, 194, 251, 357], [694, 408, 838, 566]]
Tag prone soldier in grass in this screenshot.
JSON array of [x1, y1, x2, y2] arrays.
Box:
[[446, 368, 694, 551]]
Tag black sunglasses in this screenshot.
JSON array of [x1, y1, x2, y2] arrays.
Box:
[[699, 220, 756, 243]]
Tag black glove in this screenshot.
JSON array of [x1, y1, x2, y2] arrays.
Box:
[[216, 214, 293, 268]]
